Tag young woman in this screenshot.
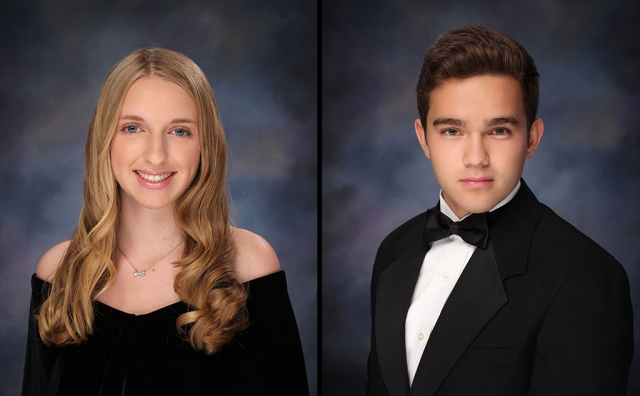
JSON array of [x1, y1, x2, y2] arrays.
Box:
[[23, 48, 308, 395]]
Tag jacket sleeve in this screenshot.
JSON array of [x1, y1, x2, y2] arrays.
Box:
[[367, 236, 395, 396], [528, 255, 633, 395]]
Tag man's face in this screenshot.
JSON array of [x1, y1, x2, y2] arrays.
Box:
[[415, 75, 543, 218]]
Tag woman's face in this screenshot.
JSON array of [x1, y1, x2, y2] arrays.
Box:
[[110, 76, 201, 212]]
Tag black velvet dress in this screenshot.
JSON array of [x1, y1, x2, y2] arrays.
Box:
[[22, 271, 309, 396]]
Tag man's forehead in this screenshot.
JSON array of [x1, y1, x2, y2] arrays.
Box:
[[431, 116, 520, 127], [427, 75, 526, 123]]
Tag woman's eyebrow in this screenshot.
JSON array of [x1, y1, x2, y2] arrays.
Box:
[[170, 118, 197, 124], [119, 115, 196, 124], [119, 115, 144, 121]]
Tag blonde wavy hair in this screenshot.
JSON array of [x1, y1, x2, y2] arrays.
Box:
[[38, 48, 249, 354]]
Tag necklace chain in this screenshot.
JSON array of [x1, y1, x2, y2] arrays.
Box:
[[118, 242, 183, 277]]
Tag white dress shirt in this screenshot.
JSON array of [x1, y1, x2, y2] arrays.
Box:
[[405, 181, 521, 385]]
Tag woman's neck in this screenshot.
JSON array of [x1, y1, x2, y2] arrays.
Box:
[[117, 198, 184, 254]]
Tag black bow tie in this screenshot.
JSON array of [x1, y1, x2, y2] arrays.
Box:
[[423, 208, 489, 249]]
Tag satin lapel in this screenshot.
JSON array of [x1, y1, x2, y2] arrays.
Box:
[[376, 236, 428, 396], [490, 179, 541, 280], [408, 241, 507, 396]]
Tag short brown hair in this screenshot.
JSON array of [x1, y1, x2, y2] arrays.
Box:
[[417, 25, 539, 133]]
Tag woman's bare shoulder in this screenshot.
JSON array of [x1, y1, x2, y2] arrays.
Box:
[[232, 227, 281, 282], [36, 240, 70, 282]]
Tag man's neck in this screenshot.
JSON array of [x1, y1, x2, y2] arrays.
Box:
[[439, 180, 522, 221]]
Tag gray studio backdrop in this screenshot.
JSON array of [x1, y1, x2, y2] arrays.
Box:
[[323, 1, 639, 395], [0, 1, 317, 395]]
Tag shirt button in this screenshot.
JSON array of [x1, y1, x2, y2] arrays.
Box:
[[418, 332, 424, 340], [442, 272, 450, 281]]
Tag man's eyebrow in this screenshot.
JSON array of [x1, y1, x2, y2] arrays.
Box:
[[119, 115, 197, 124], [432, 117, 467, 127], [485, 117, 519, 127]]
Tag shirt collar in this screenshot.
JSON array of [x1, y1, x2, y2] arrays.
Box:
[[439, 180, 521, 222]]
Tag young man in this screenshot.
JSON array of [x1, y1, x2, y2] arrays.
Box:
[[367, 26, 633, 396]]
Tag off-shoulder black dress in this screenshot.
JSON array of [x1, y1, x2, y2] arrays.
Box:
[[22, 271, 309, 396]]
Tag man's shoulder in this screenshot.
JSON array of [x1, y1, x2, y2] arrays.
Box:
[[527, 203, 627, 286], [371, 210, 429, 281], [536, 203, 616, 260], [377, 210, 429, 253], [507, 181, 618, 264]]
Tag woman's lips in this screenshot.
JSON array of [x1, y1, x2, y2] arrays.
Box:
[[135, 170, 173, 182], [134, 170, 176, 189]]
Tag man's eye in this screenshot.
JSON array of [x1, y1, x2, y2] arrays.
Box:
[[444, 129, 459, 136], [493, 128, 509, 135], [172, 128, 190, 137], [124, 125, 139, 133]]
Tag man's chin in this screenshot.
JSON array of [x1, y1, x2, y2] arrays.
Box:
[[448, 198, 499, 217]]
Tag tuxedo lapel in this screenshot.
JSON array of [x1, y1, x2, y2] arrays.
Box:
[[408, 240, 507, 396], [375, 221, 429, 396], [489, 179, 540, 281]]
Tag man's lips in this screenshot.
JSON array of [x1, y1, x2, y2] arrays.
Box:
[[461, 178, 493, 187], [461, 177, 493, 182]]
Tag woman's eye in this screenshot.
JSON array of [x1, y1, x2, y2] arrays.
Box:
[[172, 128, 190, 137], [124, 125, 139, 134]]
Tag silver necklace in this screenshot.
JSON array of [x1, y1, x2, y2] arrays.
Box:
[[118, 242, 182, 277]]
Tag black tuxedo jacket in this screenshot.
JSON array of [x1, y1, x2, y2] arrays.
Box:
[[367, 180, 633, 396]]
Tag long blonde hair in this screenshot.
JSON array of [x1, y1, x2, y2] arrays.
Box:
[[38, 48, 248, 354]]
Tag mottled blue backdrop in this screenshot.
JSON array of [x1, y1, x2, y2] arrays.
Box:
[[0, 1, 317, 395], [323, 1, 639, 395]]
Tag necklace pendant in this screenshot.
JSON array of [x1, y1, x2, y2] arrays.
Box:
[[134, 270, 146, 277]]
